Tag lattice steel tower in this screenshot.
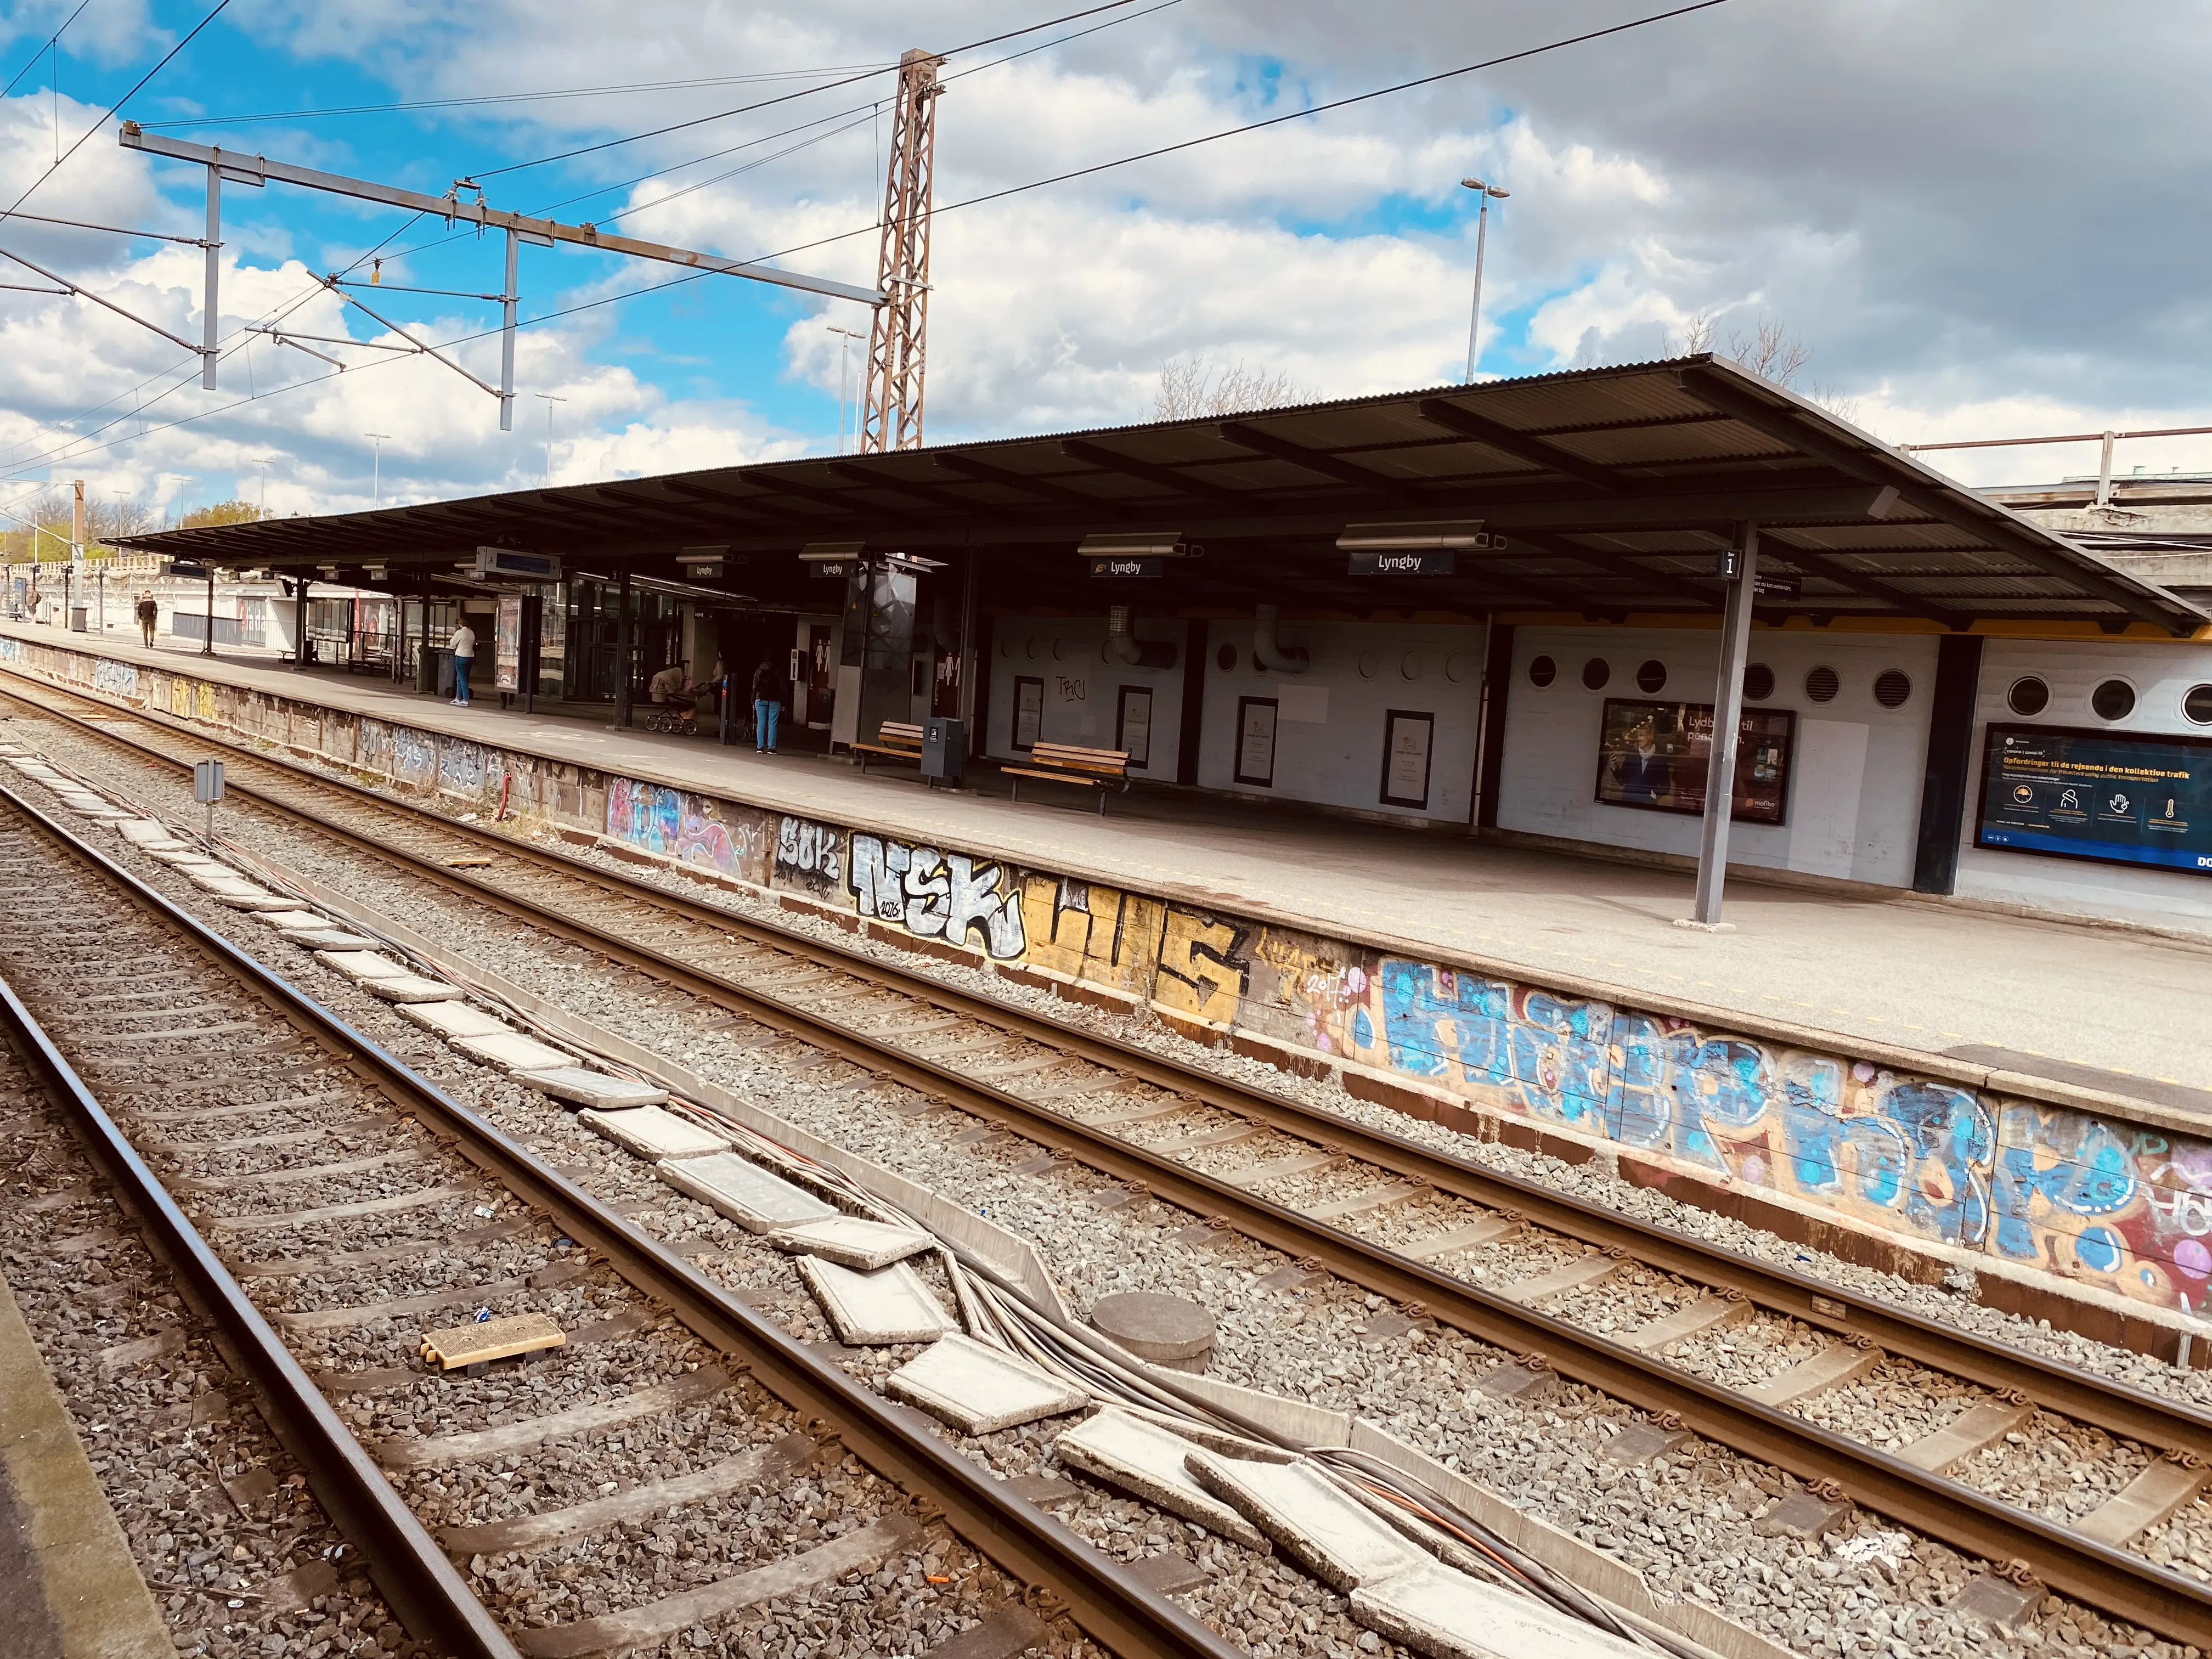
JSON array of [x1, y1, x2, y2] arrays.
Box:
[[860, 49, 944, 453]]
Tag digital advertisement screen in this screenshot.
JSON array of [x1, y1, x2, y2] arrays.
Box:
[[1594, 698, 1795, 825], [1977, 723, 2212, 875]]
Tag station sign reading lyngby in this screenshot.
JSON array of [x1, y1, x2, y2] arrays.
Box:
[[1347, 549, 1456, 576], [1088, 556, 1164, 578]]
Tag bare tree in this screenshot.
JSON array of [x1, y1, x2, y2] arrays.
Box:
[[1667, 312, 1859, 421], [1154, 356, 1313, 421]]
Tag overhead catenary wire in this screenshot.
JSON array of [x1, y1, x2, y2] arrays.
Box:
[[0, 0, 1184, 483], [3, 0, 236, 219], [0, 0, 1728, 488], [0, 0, 92, 100]]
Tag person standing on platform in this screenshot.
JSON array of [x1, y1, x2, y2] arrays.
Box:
[[750, 656, 785, 754], [450, 618, 477, 707], [134, 591, 158, 645]]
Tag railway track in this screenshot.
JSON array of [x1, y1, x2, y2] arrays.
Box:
[[0, 769, 1258, 1659], [6, 669, 2212, 1650]]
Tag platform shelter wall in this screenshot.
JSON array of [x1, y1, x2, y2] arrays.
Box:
[[10, 630, 2212, 1353], [1499, 626, 1938, 888], [984, 616, 1487, 822], [1956, 636, 2212, 930]]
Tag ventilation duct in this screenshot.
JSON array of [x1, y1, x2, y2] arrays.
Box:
[[1252, 603, 1308, 674], [1104, 603, 1176, 668]]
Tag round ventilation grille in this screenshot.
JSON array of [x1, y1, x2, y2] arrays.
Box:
[[1527, 654, 1557, 687], [1216, 643, 1238, 672], [2091, 678, 2136, 721], [1873, 669, 1912, 709], [1804, 664, 1841, 703], [1635, 659, 1667, 693], [2007, 677, 2050, 717], [1742, 663, 1775, 702], [1444, 652, 1471, 684], [2186, 684, 2212, 726], [1581, 657, 1611, 691]]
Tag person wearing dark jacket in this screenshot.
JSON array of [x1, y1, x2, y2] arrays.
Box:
[[750, 658, 786, 754]]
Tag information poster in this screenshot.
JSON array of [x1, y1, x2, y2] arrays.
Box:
[[494, 594, 523, 692], [1977, 723, 2211, 874], [1012, 675, 1043, 750], [1594, 698, 1795, 825], [1235, 696, 1278, 787], [1379, 709, 1434, 809], [1116, 686, 1153, 768]]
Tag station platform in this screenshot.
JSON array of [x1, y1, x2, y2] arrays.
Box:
[[10, 621, 2210, 1102], [0, 1268, 170, 1659]]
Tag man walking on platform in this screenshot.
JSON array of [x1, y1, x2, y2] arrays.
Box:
[[134, 591, 157, 646], [750, 656, 785, 754], [450, 618, 476, 707]]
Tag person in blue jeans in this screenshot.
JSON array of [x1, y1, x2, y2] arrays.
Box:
[[450, 620, 476, 706], [749, 657, 785, 753]]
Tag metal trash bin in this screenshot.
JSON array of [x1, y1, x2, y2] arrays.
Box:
[[67, 606, 86, 631], [922, 716, 964, 785]]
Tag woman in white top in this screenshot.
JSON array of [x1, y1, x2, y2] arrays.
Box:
[[450, 622, 477, 706]]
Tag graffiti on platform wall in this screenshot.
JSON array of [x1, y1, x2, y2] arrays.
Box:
[[0, 637, 17, 662], [608, 776, 680, 856], [847, 833, 1026, 959], [390, 725, 435, 786], [773, 816, 844, 899], [1154, 908, 1254, 1025], [1013, 874, 1164, 998], [675, 795, 772, 885], [438, 737, 486, 795], [91, 659, 137, 698]]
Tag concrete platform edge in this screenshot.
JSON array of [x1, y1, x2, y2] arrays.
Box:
[[0, 1259, 174, 1659]]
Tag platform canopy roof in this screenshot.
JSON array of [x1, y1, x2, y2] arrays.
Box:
[[118, 356, 2208, 635]]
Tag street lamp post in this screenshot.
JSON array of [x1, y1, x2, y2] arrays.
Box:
[[366, 433, 392, 506], [534, 394, 567, 486], [1460, 176, 1510, 383], [826, 326, 865, 454]]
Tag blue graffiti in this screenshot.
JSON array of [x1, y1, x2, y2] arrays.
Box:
[[1604, 1014, 1678, 1150], [1993, 1107, 2141, 1262], [1378, 962, 1511, 1086], [1509, 991, 1612, 1127]]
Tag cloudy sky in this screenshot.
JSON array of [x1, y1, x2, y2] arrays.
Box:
[[0, 0, 2207, 528]]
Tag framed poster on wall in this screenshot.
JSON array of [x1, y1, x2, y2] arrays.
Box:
[[1235, 696, 1278, 787], [1116, 685, 1153, 768], [1012, 675, 1044, 750], [1379, 709, 1435, 809], [1593, 697, 1795, 825], [493, 594, 523, 692], [1977, 723, 2212, 875]]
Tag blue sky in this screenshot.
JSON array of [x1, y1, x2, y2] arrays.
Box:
[[5, 0, 2212, 529]]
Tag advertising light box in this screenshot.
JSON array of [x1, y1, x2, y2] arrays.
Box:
[[1977, 723, 2212, 875], [1593, 698, 1795, 825]]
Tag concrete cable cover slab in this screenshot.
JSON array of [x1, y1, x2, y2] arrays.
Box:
[[795, 1255, 949, 1346], [884, 1331, 1089, 1435], [1052, 1408, 1269, 1549], [657, 1150, 838, 1232], [579, 1104, 731, 1160], [766, 1214, 934, 1270], [1184, 1451, 1431, 1592]]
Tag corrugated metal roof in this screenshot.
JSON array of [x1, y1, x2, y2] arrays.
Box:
[[117, 355, 2208, 635]]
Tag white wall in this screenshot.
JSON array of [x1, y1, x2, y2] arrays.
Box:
[[985, 617, 1192, 780], [1498, 625, 1938, 887], [1195, 618, 1486, 822], [1954, 636, 2212, 928]]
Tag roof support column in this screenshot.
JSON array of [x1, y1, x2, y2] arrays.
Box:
[[1686, 522, 1758, 929], [612, 569, 634, 730]]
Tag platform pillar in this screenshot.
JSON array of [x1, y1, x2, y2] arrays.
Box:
[[613, 570, 633, 729], [1689, 522, 1758, 929]]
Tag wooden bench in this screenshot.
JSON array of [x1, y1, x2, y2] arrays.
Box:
[[1004, 742, 1130, 814], [852, 720, 925, 774]]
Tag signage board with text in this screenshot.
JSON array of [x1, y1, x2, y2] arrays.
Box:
[[1977, 723, 2212, 875]]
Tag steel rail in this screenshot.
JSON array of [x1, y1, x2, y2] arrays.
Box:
[[0, 775, 1244, 1659], [7, 671, 2209, 1459], [9, 676, 2212, 1641]]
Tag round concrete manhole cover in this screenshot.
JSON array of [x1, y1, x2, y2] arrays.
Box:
[[1087, 1291, 1216, 1366]]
